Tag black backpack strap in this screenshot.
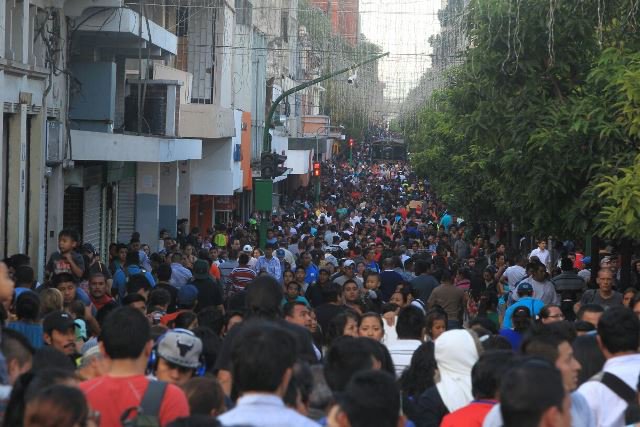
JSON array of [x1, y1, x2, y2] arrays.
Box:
[[140, 380, 168, 418], [600, 372, 636, 403]]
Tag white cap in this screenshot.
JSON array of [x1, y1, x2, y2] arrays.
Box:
[[243, 244, 253, 252]]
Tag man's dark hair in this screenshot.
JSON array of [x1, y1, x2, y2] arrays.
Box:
[[560, 258, 574, 272], [15, 266, 34, 286], [577, 303, 604, 320], [122, 293, 146, 306], [283, 301, 308, 318], [238, 253, 250, 265], [244, 276, 283, 319], [147, 288, 171, 308], [500, 360, 567, 427], [125, 251, 140, 267], [125, 274, 152, 295], [1, 328, 34, 367], [472, 350, 514, 399], [340, 370, 400, 427], [156, 264, 172, 282], [396, 306, 425, 340], [321, 282, 341, 303], [52, 273, 75, 287], [324, 337, 375, 392], [520, 323, 572, 365], [231, 322, 297, 395], [100, 307, 151, 359], [197, 307, 225, 336], [15, 291, 40, 321], [598, 306, 640, 354], [58, 229, 79, 242], [7, 254, 30, 269], [414, 259, 430, 276]]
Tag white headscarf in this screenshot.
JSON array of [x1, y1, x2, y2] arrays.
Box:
[[435, 329, 480, 412]]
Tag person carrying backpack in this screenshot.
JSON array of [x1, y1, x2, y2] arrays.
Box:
[[80, 307, 189, 426]]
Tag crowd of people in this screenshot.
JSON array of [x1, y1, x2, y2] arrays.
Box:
[[0, 153, 638, 427]]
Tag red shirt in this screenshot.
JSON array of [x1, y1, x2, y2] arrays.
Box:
[[440, 400, 497, 427], [80, 375, 189, 427]]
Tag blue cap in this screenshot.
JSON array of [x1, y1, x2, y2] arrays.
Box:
[[517, 282, 534, 293], [177, 284, 198, 306]]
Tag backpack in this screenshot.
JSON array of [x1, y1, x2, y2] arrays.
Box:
[[120, 380, 167, 427], [592, 372, 640, 424]]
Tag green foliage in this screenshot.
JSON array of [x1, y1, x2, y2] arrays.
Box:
[[596, 154, 640, 240], [407, 0, 640, 239]]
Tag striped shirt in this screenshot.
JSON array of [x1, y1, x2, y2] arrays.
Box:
[[386, 339, 422, 377], [229, 266, 257, 290]]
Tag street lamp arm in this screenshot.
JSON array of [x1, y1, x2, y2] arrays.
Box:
[[263, 52, 389, 153]]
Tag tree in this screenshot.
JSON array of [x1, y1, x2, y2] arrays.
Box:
[[407, 0, 640, 239]]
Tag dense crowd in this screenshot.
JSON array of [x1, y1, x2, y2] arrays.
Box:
[[0, 153, 639, 427]]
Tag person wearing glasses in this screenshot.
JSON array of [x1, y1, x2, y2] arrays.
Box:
[[539, 304, 566, 324]]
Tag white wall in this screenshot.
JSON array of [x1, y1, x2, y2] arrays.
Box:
[[219, 2, 235, 109]]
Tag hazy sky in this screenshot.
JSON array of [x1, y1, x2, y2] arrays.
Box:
[[360, 0, 442, 103]]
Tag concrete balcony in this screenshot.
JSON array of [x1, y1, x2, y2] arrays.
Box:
[[70, 129, 202, 162], [179, 104, 235, 140], [71, 8, 177, 58]]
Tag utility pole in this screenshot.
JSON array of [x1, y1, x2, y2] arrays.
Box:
[[255, 52, 389, 247]]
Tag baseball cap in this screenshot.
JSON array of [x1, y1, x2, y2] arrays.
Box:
[[192, 259, 210, 280], [276, 249, 285, 258], [242, 244, 253, 252], [43, 311, 75, 334], [343, 260, 356, 268], [80, 243, 97, 255], [517, 282, 534, 293], [177, 284, 199, 306], [157, 329, 203, 369]]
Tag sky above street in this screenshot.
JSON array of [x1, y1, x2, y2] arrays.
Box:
[[360, 0, 442, 104]]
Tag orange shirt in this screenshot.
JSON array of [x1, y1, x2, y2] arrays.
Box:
[[209, 263, 221, 280]]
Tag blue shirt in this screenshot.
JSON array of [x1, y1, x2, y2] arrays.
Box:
[[7, 322, 43, 349], [502, 297, 545, 329], [305, 264, 319, 285], [218, 394, 319, 427], [256, 256, 283, 282], [169, 263, 192, 288], [113, 266, 157, 298]]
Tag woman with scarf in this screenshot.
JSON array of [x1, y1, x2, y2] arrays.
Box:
[[412, 329, 481, 427]]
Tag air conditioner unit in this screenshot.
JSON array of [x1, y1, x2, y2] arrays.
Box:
[[46, 120, 63, 165]]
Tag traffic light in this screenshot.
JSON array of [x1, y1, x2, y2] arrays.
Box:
[[313, 162, 321, 177], [274, 153, 288, 177], [349, 138, 354, 147], [261, 152, 275, 179]]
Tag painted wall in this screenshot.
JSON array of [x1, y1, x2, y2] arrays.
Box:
[[135, 163, 160, 247], [241, 111, 252, 190]]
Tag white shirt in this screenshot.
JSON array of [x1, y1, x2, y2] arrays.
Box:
[[386, 339, 422, 378], [502, 265, 527, 286], [577, 353, 640, 427], [218, 394, 319, 427], [530, 248, 550, 268]]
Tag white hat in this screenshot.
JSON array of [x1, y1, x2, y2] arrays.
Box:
[[242, 244, 253, 252]]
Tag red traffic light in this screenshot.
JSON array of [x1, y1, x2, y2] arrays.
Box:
[[349, 138, 354, 147], [313, 162, 321, 177]]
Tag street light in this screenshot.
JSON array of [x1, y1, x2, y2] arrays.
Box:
[[256, 52, 390, 247]]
